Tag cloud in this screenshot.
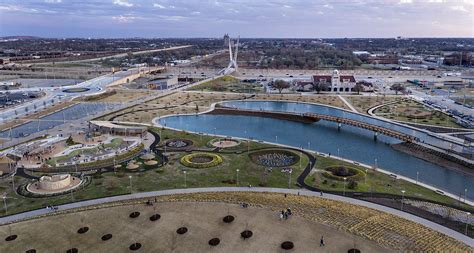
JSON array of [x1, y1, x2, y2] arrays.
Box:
[[44, 0, 62, 3], [450, 5, 468, 12], [153, 3, 165, 9], [0, 4, 38, 13], [113, 0, 133, 7], [399, 0, 413, 4], [112, 15, 136, 22]]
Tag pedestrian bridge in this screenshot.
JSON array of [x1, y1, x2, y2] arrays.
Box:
[[211, 106, 420, 143]]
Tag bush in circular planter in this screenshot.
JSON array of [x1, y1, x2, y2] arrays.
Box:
[[180, 153, 223, 168], [322, 166, 365, 181]]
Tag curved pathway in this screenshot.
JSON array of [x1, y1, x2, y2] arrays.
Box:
[[0, 187, 472, 247]]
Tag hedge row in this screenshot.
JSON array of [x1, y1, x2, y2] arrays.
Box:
[[180, 153, 223, 168]]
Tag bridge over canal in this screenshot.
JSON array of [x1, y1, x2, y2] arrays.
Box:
[[210, 106, 420, 143]]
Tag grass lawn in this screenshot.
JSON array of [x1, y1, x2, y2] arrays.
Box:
[[0, 127, 471, 217], [374, 99, 462, 128], [187, 76, 263, 93], [304, 155, 473, 211]]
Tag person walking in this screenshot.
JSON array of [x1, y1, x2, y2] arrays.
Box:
[[320, 236, 325, 247]]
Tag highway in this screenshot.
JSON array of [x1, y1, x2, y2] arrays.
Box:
[[0, 67, 159, 124]]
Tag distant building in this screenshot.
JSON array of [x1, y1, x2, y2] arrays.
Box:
[[366, 54, 399, 65], [312, 70, 357, 92]]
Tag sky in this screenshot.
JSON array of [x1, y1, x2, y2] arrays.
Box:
[[0, 0, 473, 38]]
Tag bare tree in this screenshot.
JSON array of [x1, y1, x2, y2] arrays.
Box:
[[391, 83, 406, 95], [353, 83, 364, 95], [313, 81, 328, 94], [273, 80, 290, 94]]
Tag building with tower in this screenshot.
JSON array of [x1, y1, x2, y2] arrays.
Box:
[[312, 69, 356, 92]]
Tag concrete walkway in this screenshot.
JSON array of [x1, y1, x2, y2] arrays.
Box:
[[0, 187, 472, 247], [338, 95, 358, 112]]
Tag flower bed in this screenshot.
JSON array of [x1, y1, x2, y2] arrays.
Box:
[[165, 139, 193, 149], [180, 153, 223, 168], [249, 149, 299, 167], [322, 166, 365, 181]]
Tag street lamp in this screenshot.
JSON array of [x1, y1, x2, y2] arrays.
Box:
[[465, 212, 471, 236], [343, 177, 347, 196], [236, 169, 240, 186], [2, 195, 7, 215], [374, 158, 378, 170], [275, 135, 278, 144], [401, 190, 406, 211], [184, 171, 187, 188], [128, 175, 133, 194], [365, 168, 368, 184], [288, 170, 292, 189], [465, 188, 468, 203], [416, 171, 419, 185]]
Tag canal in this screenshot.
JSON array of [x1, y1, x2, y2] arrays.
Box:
[[158, 100, 474, 201]]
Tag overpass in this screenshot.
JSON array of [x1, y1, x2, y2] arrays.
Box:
[[211, 106, 420, 143]]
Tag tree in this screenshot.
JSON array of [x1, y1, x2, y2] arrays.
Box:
[[353, 83, 364, 95], [392, 83, 406, 95], [273, 80, 290, 94], [313, 81, 328, 94]]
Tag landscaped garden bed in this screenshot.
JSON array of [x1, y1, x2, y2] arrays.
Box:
[[180, 153, 223, 168], [249, 149, 299, 167], [322, 166, 365, 181]]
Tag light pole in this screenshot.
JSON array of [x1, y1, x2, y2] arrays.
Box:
[[2, 195, 7, 215], [343, 177, 347, 196], [184, 171, 187, 188], [374, 158, 378, 170], [236, 169, 240, 186], [416, 171, 419, 185], [464, 188, 468, 203], [401, 190, 406, 211], [129, 175, 133, 194], [365, 168, 368, 184], [465, 212, 471, 236], [307, 141, 310, 150], [288, 171, 292, 188], [275, 135, 278, 144]]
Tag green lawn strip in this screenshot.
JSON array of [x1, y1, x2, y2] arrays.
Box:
[[186, 75, 262, 93], [304, 155, 473, 211]]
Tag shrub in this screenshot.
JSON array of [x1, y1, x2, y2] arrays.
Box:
[[348, 180, 358, 189], [322, 166, 365, 181]]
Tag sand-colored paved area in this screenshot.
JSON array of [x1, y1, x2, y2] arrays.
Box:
[[1, 192, 471, 252]]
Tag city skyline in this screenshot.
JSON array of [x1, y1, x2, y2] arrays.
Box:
[[0, 0, 473, 38]]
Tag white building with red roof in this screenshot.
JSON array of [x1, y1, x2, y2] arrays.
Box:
[[312, 69, 357, 92]]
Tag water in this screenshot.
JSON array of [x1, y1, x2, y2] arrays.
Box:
[[159, 101, 474, 201], [0, 103, 121, 138]]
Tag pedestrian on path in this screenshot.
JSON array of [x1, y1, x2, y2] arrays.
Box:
[[320, 236, 325, 247]]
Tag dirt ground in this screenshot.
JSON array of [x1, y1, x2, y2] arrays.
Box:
[[0, 201, 390, 253]]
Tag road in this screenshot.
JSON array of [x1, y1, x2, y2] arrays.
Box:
[[409, 87, 473, 115], [0, 187, 472, 247]]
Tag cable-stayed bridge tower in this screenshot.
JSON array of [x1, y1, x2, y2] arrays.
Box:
[[219, 35, 239, 75]]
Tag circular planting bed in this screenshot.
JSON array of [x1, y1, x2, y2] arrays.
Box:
[[165, 139, 193, 149], [5, 235, 17, 241], [62, 87, 90, 93], [149, 214, 161, 221], [129, 212, 140, 218], [77, 227, 89, 234], [241, 230, 253, 239], [281, 241, 294, 250], [177, 227, 188, 235], [180, 153, 223, 168], [223, 215, 235, 223], [209, 138, 241, 148], [249, 150, 299, 167], [208, 238, 220, 246], [129, 243, 142, 251], [66, 248, 78, 253], [348, 249, 361, 253], [101, 234, 113, 241], [322, 166, 365, 181]]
